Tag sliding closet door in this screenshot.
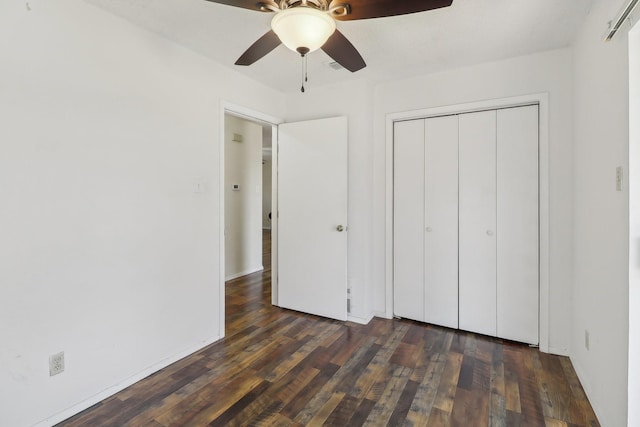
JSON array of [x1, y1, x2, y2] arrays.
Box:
[[424, 115, 459, 328], [393, 119, 425, 322], [497, 105, 539, 344], [458, 110, 497, 337]]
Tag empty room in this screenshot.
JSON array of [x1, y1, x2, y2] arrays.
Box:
[[2, 0, 638, 426]]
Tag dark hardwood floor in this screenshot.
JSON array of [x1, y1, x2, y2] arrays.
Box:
[[58, 230, 599, 426]]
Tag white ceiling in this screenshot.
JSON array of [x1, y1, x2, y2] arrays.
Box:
[[85, 0, 596, 93]]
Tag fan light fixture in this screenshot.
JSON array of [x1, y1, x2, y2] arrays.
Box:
[[271, 7, 336, 55]]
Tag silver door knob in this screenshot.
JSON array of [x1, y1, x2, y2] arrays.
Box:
[[336, 225, 345, 232], [426, 227, 433, 232], [486, 230, 494, 236]]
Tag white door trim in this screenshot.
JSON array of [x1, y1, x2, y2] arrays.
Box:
[[384, 93, 551, 353], [219, 101, 283, 339]]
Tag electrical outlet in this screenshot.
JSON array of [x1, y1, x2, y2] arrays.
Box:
[[49, 351, 65, 376], [585, 330, 590, 351]]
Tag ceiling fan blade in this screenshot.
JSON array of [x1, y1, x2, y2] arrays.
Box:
[[202, 0, 265, 12], [321, 29, 366, 72], [235, 30, 282, 66], [334, 0, 453, 21]]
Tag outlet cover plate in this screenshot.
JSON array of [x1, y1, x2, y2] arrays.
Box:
[[49, 351, 65, 376]]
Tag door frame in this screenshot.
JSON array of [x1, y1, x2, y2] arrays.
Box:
[[385, 93, 551, 353], [219, 101, 283, 336]]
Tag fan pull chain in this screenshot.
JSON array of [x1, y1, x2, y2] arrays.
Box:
[[296, 47, 311, 93], [300, 53, 308, 93], [300, 54, 304, 93]]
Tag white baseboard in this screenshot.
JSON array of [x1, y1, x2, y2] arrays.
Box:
[[348, 312, 375, 325], [373, 310, 393, 320], [34, 334, 222, 427], [225, 266, 264, 281], [547, 345, 570, 357]]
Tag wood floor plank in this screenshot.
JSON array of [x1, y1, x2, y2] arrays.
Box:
[[558, 357, 600, 427], [457, 354, 475, 390], [405, 352, 448, 425], [390, 341, 420, 368], [278, 360, 339, 420], [363, 365, 412, 425], [386, 379, 420, 425], [427, 407, 452, 427], [207, 379, 272, 426], [350, 358, 385, 399], [432, 352, 464, 414], [403, 322, 426, 345], [450, 388, 490, 427], [489, 343, 507, 427], [160, 374, 266, 427], [346, 398, 376, 426], [294, 337, 378, 424], [262, 336, 322, 382], [545, 418, 570, 427], [335, 343, 382, 394], [56, 231, 600, 427], [305, 392, 344, 425], [518, 347, 546, 426], [323, 394, 360, 426]]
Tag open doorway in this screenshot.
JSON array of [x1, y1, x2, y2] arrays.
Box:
[[220, 104, 282, 334], [223, 113, 271, 281], [220, 106, 350, 329], [261, 125, 273, 274]]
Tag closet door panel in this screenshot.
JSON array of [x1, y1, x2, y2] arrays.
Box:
[[424, 115, 459, 328], [497, 105, 539, 344], [458, 110, 497, 337], [393, 120, 425, 321]]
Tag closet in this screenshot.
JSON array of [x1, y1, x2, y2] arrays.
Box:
[[393, 104, 539, 345]]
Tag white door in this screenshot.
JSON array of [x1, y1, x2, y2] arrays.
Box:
[[458, 110, 497, 337], [497, 105, 539, 344], [277, 116, 348, 321], [393, 119, 425, 322], [424, 115, 459, 329], [393, 116, 459, 327]]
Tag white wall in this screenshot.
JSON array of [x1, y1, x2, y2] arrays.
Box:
[[571, 1, 631, 426], [224, 115, 263, 279], [629, 20, 640, 427], [285, 80, 375, 323], [0, 1, 284, 426], [371, 49, 574, 354]]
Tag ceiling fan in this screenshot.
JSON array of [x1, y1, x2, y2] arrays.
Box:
[[204, 0, 453, 74]]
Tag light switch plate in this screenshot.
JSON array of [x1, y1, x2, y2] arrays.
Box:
[[194, 182, 206, 194], [616, 166, 623, 191]]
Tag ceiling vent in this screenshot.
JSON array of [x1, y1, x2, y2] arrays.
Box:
[[326, 61, 345, 71]]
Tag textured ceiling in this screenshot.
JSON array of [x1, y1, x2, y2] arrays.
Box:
[[85, 0, 596, 93]]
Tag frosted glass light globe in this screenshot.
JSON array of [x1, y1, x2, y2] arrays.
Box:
[[271, 7, 336, 54]]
